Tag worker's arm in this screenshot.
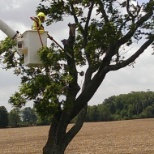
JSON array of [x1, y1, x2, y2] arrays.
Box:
[[30, 17, 39, 23], [30, 17, 39, 30]]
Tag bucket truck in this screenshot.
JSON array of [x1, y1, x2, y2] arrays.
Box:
[[0, 19, 48, 66]]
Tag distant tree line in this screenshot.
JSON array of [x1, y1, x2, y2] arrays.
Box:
[[1, 91, 154, 128], [85, 91, 154, 122], [0, 106, 51, 128]]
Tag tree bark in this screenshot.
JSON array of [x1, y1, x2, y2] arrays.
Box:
[[42, 117, 66, 154], [43, 146, 63, 154], [43, 105, 88, 154]]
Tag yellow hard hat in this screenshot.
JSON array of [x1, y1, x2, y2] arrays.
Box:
[[37, 12, 46, 19]]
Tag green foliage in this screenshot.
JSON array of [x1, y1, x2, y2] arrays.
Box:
[[8, 108, 21, 127], [0, 37, 22, 68], [0, 37, 16, 54], [38, 47, 64, 67], [140, 105, 154, 118], [86, 91, 154, 122], [86, 105, 99, 121], [98, 105, 113, 121], [0, 106, 8, 128], [36, 115, 51, 125], [9, 92, 26, 108], [21, 107, 37, 125], [1, 106, 49, 127]]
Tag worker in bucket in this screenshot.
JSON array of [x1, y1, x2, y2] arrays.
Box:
[[30, 12, 46, 31], [30, 12, 64, 51], [30, 12, 53, 38]]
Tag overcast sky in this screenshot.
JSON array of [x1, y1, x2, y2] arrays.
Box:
[[0, 0, 153, 112]]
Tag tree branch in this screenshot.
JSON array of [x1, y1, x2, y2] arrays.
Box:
[[118, 8, 153, 46], [97, 0, 109, 23], [70, 34, 154, 121], [64, 105, 87, 148], [84, 2, 95, 35], [82, 66, 94, 91], [83, 2, 95, 66], [126, 0, 135, 20], [108, 36, 154, 71], [62, 24, 80, 99], [69, 2, 84, 35]]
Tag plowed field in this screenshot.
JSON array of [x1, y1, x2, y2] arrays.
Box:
[[0, 118, 154, 154]]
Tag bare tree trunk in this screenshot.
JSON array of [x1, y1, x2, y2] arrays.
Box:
[[42, 111, 68, 154], [43, 105, 88, 154], [43, 23, 88, 154], [43, 146, 63, 154]]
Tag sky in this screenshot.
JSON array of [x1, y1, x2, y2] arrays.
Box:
[[0, 0, 153, 112]]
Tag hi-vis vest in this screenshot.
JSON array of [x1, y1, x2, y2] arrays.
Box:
[[31, 17, 44, 30]]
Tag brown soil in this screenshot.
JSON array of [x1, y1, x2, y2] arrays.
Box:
[[0, 118, 154, 154]]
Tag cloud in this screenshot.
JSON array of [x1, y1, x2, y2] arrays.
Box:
[[0, 1, 40, 32], [0, 69, 20, 111], [0, 0, 154, 111]]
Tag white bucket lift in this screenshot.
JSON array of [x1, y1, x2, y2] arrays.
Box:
[[17, 30, 48, 66], [0, 19, 48, 67]]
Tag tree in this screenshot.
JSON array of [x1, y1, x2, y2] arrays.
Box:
[[86, 105, 100, 121], [21, 107, 37, 125], [98, 105, 113, 121], [98, 91, 154, 120], [8, 108, 21, 127], [36, 115, 51, 126], [0, 0, 154, 153], [0, 106, 8, 128], [140, 105, 154, 118]]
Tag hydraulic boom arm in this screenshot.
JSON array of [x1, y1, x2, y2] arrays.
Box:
[[0, 19, 18, 39]]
